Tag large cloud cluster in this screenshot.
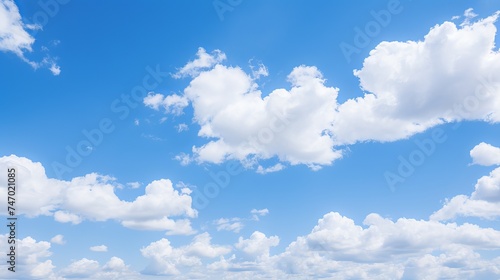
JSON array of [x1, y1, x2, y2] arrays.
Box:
[[146, 11, 500, 171]]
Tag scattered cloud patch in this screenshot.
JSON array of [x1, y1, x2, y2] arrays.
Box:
[[141, 133, 164, 141], [141, 232, 231, 275], [173, 47, 226, 78], [50, 234, 65, 245], [144, 93, 189, 115], [49, 63, 60, 75], [126, 181, 141, 189], [256, 163, 285, 174], [176, 123, 189, 132], [90, 245, 108, 252], [431, 143, 500, 221], [60, 257, 138, 279], [251, 208, 269, 221], [214, 218, 244, 233], [461, 8, 478, 27], [470, 142, 500, 166], [431, 167, 500, 221]]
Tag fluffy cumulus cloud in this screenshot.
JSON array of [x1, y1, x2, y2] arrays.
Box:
[[432, 143, 500, 221], [145, 11, 500, 171], [470, 142, 500, 166], [145, 54, 342, 171], [60, 257, 138, 279], [203, 213, 500, 279], [270, 212, 500, 279], [2, 159, 500, 279], [235, 231, 279, 261], [141, 232, 231, 275], [0, 0, 61, 74], [0, 155, 197, 235], [139, 162, 500, 279], [0, 235, 137, 280], [333, 11, 500, 144]]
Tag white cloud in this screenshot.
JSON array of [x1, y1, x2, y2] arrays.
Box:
[[0, 0, 36, 61], [470, 142, 500, 166], [176, 123, 189, 132], [60, 257, 138, 280], [214, 218, 244, 233], [250, 208, 269, 216], [0, 155, 197, 235], [146, 12, 500, 171], [50, 234, 65, 245], [235, 231, 279, 261], [148, 61, 342, 170], [134, 119, 140, 126], [332, 11, 500, 144], [60, 258, 99, 278], [256, 163, 284, 174], [126, 181, 141, 189], [122, 217, 195, 235], [0, 0, 61, 75], [250, 208, 269, 221], [272, 212, 500, 278], [430, 143, 500, 221], [144, 93, 189, 115], [141, 232, 231, 275], [49, 63, 61, 75], [173, 47, 226, 78], [249, 60, 269, 79], [174, 152, 192, 166], [90, 245, 108, 252], [461, 8, 478, 27], [206, 209, 500, 278], [54, 210, 82, 224], [431, 166, 500, 221]]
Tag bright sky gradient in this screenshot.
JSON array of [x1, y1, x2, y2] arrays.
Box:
[[1, 0, 500, 279]]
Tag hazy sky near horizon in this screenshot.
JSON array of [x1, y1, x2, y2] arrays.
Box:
[[1, 0, 500, 279]]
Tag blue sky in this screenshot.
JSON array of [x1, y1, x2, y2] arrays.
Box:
[[1, 0, 500, 279]]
